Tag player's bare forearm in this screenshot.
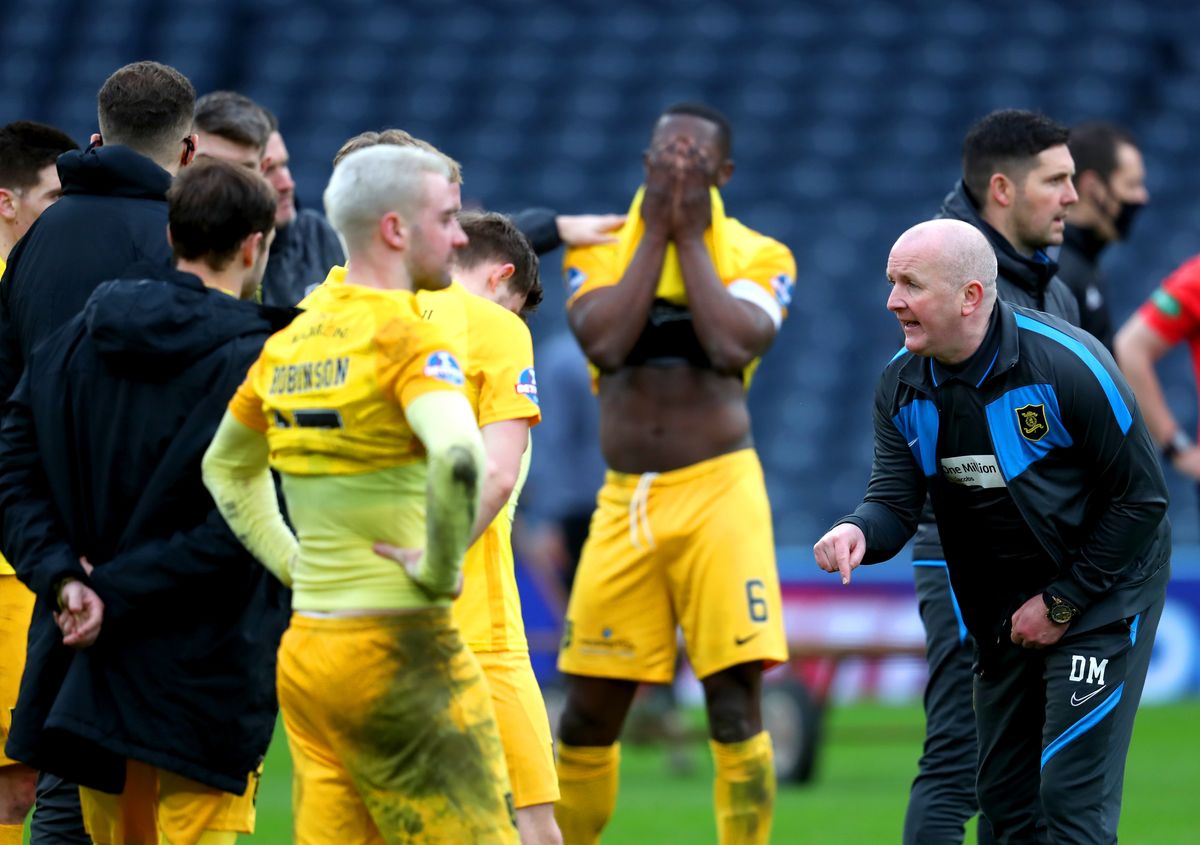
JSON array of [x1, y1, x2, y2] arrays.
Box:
[[675, 236, 775, 373], [1115, 317, 1176, 445], [568, 233, 668, 371], [468, 420, 528, 546]]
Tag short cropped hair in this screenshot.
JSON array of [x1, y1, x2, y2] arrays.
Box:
[[167, 158, 276, 271], [0, 121, 79, 190], [261, 105, 280, 134], [194, 91, 272, 153], [661, 101, 733, 159], [962, 110, 1070, 202], [97, 61, 196, 162], [324, 146, 452, 254], [456, 211, 542, 316], [332, 129, 463, 184], [1068, 122, 1138, 184]]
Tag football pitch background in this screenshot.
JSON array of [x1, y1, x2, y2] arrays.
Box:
[[242, 702, 1200, 844]]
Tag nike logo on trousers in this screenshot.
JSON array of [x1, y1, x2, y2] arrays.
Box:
[[1070, 685, 1106, 707]]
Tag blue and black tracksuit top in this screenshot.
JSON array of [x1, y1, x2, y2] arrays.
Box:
[[839, 301, 1170, 654]]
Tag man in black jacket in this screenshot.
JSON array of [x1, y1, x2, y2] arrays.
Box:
[[0, 118, 79, 845], [905, 109, 1083, 845], [0, 60, 196, 845], [816, 219, 1169, 845], [0, 60, 196, 405], [0, 160, 295, 845], [256, 112, 346, 307], [1057, 122, 1150, 353]]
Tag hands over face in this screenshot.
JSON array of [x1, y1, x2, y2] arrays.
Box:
[[641, 139, 714, 240]]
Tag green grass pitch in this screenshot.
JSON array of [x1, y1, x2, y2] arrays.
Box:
[[239, 700, 1200, 844]]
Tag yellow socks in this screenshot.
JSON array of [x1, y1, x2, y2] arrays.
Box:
[[0, 824, 23, 845], [710, 731, 775, 845], [554, 742, 620, 845]]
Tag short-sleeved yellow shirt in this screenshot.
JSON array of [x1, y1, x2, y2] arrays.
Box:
[[563, 211, 795, 388], [418, 282, 541, 652]]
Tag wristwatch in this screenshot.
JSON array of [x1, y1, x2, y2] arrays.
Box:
[[1042, 593, 1080, 625]]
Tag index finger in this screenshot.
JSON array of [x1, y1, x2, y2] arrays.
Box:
[[834, 536, 853, 585]]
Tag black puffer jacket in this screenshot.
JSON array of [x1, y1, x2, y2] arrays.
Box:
[[0, 267, 297, 794], [0, 145, 176, 401]]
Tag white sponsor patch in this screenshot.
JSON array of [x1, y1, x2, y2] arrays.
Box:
[[938, 454, 1006, 489]]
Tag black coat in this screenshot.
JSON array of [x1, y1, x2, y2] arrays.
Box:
[[0, 145, 175, 402], [1056, 224, 1114, 352], [0, 268, 297, 794], [259, 208, 345, 307]]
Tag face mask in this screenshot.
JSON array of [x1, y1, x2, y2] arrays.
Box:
[[1112, 199, 1144, 240], [1095, 179, 1145, 241]]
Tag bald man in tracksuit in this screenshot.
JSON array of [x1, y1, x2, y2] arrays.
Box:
[[818, 220, 1169, 843]]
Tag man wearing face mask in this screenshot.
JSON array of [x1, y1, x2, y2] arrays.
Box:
[[1057, 122, 1149, 353]]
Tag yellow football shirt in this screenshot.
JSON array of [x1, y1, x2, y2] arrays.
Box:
[[228, 268, 470, 611], [418, 282, 541, 652], [563, 211, 795, 388]]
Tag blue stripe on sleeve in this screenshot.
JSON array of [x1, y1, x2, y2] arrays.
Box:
[[1014, 314, 1132, 434]]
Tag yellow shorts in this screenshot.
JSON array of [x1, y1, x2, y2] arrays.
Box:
[[79, 758, 257, 845], [0, 574, 35, 768], [277, 610, 518, 845], [558, 448, 788, 683], [476, 650, 559, 809]]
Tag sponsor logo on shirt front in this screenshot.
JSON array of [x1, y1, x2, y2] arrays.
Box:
[[515, 367, 538, 406], [423, 351, 464, 386], [938, 454, 1006, 489]]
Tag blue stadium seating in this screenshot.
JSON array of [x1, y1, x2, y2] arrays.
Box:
[[3, 0, 1200, 545]]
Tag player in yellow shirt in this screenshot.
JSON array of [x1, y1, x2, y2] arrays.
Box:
[[555, 104, 794, 845], [331, 131, 561, 845], [202, 145, 517, 845], [423, 211, 560, 845], [0, 119, 78, 843]]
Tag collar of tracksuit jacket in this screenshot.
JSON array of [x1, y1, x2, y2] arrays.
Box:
[[57, 144, 172, 201], [895, 301, 1018, 396], [939, 180, 1060, 301]]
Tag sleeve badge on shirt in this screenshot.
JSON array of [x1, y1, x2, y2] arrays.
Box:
[[423, 351, 465, 386], [515, 367, 539, 406], [770, 273, 794, 308], [565, 266, 588, 295], [1015, 403, 1049, 442], [1151, 288, 1181, 319]]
